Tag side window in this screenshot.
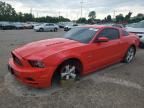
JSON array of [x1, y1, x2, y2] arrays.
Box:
[[98, 28, 120, 40], [122, 30, 129, 36], [49, 24, 54, 26], [46, 24, 49, 26]]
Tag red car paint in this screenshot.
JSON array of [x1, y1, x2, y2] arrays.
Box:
[[8, 26, 139, 88]]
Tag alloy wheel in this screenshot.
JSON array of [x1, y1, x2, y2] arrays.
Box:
[[61, 64, 77, 80], [125, 47, 135, 63]]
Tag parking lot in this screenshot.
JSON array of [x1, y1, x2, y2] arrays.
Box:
[[0, 29, 144, 108]]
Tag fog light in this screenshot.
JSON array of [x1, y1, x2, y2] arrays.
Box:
[[26, 77, 35, 81]]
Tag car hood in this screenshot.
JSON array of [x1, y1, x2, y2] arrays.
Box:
[[14, 38, 85, 60], [34, 25, 43, 29], [65, 25, 73, 27], [126, 27, 144, 33]]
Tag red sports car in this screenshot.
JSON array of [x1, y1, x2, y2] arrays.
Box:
[[8, 26, 139, 88]]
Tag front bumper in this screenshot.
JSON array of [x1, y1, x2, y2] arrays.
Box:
[[33, 28, 39, 32], [8, 58, 55, 88], [64, 27, 71, 31]]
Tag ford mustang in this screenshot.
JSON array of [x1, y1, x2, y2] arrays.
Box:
[[8, 25, 139, 88]]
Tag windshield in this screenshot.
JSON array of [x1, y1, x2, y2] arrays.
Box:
[[64, 27, 99, 43]]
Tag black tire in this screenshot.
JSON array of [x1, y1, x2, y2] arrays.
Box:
[[54, 28, 57, 32], [139, 42, 144, 48], [123, 46, 136, 63], [53, 60, 81, 85], [39, 28, 44, 32]]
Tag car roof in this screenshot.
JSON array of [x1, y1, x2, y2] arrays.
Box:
[[81, 25, 120, 29]]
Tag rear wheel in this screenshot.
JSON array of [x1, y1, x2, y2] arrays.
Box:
[[123, 46, 136, 63], [54, 28, 57, 32], [39, 28, 44, 32], [139, 42, 144, 48]]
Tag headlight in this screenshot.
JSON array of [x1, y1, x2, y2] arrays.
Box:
[[28, 60, 45, 68]]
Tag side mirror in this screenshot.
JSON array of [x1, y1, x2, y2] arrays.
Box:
[[96, 37, 109, 42]]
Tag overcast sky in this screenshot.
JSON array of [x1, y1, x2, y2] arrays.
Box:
[[1, 0, 144, 20]]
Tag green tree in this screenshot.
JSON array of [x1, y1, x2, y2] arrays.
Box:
[[125, 12, 132, 22], [88, 11, 96, 19], [35, 16, 70, 23], [0, 1, 71, 23], [116, 14, 124, 23], [137, 13, 144, 18], [17, 12, 23, 21], [130, 13, 144, 23], [58, 16, 70, 22], [107, 15, 112, 22], [0, 1, 17, 21], [88, 11, 96, 24], [23, 13, 34, 22], [77, 17, 87, 23]]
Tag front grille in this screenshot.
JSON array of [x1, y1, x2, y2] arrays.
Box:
[[12, 53, 22, 66]]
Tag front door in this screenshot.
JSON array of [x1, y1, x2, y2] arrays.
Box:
[[84, 28, 122, 73]]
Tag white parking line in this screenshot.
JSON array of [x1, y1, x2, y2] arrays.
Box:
[[89, 75, 143, 90], [4, 72, 143, 97]]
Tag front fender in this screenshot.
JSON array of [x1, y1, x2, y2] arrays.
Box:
[[43, 50, 83, 67]]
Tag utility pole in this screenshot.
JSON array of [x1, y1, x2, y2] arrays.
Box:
[[80, 0, 84, 18], [113, 10, 116, 19], [66, 12, 68, 18], [30, 8, 33, 14], [58, 11, 61, 19], [37, 12, 38, 18], [58, 11, 61, 22], [58, 11, 61, 17]]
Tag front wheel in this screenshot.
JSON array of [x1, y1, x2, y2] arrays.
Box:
[[54, 28, 58, 32], [123, 46, 136, 63], [60, 61, 80, 81], [39, 28, 44, 32], [52, 61, 81, 86], [139, 42, 144, 48]]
